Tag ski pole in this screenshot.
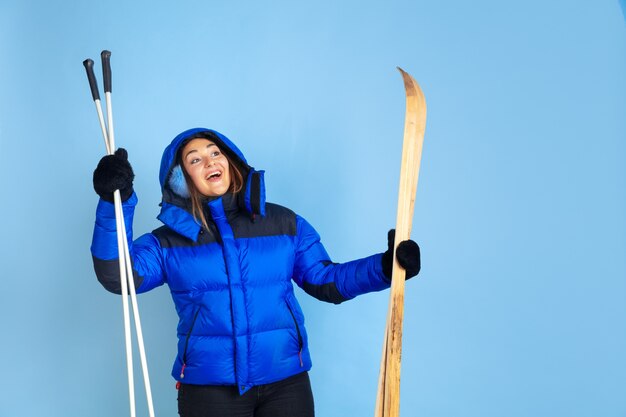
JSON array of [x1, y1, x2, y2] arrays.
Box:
[[84, 56, 136, 417], [83, 59, 111, 155], [374, 68, 427, 417], [83, 51, 155, 417], [100, 52, 155, 417]]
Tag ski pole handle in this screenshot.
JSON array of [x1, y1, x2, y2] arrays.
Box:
[[101, 50, 112, 93], [83, 59, 100, 101]]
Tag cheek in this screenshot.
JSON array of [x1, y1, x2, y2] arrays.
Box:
[[187, 166, 203, 183]]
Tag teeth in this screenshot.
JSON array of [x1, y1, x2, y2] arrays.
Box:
[[207, 172, 220, 179]]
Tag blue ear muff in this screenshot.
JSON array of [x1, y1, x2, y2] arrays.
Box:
[[168, 164, 190, 198]]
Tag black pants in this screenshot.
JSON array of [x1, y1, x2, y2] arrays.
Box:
[[177, 371, 315, 417]]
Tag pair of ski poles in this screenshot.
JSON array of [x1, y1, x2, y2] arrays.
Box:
[[83, 51, 155, 417]]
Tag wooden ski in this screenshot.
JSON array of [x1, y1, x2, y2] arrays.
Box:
[[375, 68, 427, 417]]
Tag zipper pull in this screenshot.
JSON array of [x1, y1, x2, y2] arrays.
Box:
[[299, 349, 303, 367], [180, 363, 187, 379]]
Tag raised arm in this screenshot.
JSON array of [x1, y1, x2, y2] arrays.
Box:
[[90, 149, 165, 294]]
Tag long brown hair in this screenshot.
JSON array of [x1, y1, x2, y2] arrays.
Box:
[[182, 152, 244, 232]]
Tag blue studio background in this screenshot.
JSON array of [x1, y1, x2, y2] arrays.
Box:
[[1, 1, 625, 416]]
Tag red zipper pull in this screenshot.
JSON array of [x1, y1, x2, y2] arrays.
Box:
[[180, 363, 187, 378]]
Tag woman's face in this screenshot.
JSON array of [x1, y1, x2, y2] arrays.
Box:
[[181, 138, 231, 197]]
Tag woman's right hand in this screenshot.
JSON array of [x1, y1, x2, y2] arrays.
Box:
[[93, 148, 135, 202]]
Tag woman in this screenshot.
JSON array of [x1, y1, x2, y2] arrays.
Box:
[[91, 128, 421, 417]]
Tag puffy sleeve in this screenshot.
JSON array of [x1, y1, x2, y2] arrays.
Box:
[[292, 215, 390, 304], [90, 193, 166, 294]]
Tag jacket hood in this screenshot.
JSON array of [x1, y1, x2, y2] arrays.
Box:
[[157, 128, 266, 240]]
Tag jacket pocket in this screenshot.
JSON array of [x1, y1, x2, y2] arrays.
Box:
[[180, 307, 201, 379], [285, 296, 304, 366]]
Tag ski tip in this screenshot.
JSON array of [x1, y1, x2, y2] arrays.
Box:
[[396, 66, 413, 81], [396, 67, 424, 101]]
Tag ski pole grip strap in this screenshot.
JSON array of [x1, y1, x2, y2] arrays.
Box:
[[82, 59, 100, 101], [101, 50, 112, 93]]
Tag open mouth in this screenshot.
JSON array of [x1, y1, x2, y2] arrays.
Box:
[[206, 171, 222, 180]]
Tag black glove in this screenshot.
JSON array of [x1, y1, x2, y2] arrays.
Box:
[[93, 148, 135, 202], [382, 229, 421, 281]]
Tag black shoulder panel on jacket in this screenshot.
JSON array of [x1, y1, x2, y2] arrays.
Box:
[[153, 203, 297, 249], [231, 203, 297, 239], [152, 225, 219, 248], [92, 256, 144, 294]]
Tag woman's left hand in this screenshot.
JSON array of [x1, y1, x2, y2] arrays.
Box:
[[382, 229, 421, 281]]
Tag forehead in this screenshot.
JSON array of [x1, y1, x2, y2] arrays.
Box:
[[182, 138, 218, 154]]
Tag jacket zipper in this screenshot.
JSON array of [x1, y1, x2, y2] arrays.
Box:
[[180, 307, 201, 379], [286, 302, 304, 367]]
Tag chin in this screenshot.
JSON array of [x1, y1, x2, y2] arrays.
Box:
[[204, 188, 229, 197]]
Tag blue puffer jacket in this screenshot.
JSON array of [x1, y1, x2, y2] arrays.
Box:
[[91, 128, 390, 394]]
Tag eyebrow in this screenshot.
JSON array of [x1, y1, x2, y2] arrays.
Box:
[[184, 143, 217, 159]]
